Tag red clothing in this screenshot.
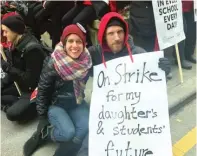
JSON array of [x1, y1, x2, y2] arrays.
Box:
[[1, 41, 11, 48], [83, 0, 92, 6], [2, 11, 18, 20], [109, 1, 117, 12], [98, 12, 129, 52], [98, 12, 133, 66], [182, 1, 193, 12], [154, 36, 160, 51]]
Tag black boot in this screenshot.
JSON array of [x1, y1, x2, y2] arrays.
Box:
[[186, 56, 196, 64], [181, 60, 192, 70], [23, 124, 51, 156], [54, 141, 82, 156], [176, 60, 192, 70], [1, 104, 9, 113]]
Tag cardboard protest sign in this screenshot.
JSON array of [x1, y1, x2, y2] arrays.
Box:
[[89, 52, 172, 156], [152, 0, 185, 50]]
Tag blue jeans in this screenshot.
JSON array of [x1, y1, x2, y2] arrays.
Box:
[[48, 100, 89, 143]]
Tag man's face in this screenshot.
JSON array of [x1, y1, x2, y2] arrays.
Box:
[[105, 25, 125, 53], [1, 25, 18, 43]]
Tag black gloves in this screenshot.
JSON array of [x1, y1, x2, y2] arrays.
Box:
[[158, 57, 171, 76]]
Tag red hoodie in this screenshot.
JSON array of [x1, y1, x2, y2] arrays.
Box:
[[98, 12, 133, 67], [182, 1, 193, 12]]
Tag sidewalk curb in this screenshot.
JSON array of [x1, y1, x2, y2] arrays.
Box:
[[168, 76, 196, 115], [169, 91, 196, 115]]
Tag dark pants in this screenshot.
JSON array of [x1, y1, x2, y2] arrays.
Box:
[[62, 4, 97, 47], [177, 10, 196, 61], [50, 4, 74, 48], [1, 84, 37, 121], [62, 4, 96, 28]]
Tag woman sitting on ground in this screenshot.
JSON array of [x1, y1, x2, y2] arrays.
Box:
[[23, 23, 92, 156]]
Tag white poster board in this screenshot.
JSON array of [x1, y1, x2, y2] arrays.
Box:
[[152, 0, 185, 50], [89, 52, 172, 156], [194, 0, 197, 22]]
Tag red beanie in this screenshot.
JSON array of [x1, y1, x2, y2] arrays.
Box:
[[2, 12, 18, 20], [1, 15, 25, 35], [61, 23, 86, 47]]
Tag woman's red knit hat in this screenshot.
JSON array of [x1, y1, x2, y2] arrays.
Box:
[[61, 23, 86, 47]]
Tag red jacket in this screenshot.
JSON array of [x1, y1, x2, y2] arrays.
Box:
[[182, 1, 193, 12]]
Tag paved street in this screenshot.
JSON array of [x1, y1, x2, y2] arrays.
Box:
[[1, 98, 196, 156], [171, 99, 196, 156], [1, 33, 196, 156]]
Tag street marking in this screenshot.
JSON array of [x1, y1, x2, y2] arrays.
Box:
[[173, 127, 196, 155], [173, 146, 184, 156]]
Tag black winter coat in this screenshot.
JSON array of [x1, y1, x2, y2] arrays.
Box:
[[3, 33, 46, 93], [36, 58, 76, 118]]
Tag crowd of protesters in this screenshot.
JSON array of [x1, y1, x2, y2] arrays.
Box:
[[1, 1, 196, 156]]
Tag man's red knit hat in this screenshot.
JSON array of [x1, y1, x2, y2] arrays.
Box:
[[61, 23, 86, 47]]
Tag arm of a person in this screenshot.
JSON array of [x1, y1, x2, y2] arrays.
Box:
[[7, 47, 45, 89], [36, 59, 56, 118], [87, 45, 98, 77], [91, 1, 109, 19]]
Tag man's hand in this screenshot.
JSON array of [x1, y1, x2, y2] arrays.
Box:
[[158, 57, 171, 76]]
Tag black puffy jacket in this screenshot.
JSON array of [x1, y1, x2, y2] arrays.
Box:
[[36, 58, 76, 118], [3, 32, 46, 93]]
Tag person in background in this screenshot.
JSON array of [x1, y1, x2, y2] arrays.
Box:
[[1, 15, 47, 121], [176, 0, 196, 70], [129, 1, 157, 52]]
